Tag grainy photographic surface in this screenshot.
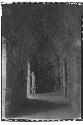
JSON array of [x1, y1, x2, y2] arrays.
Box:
[[1, 2, 82, 121]]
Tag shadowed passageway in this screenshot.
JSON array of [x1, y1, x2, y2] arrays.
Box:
[[2, 3, 81, 120]]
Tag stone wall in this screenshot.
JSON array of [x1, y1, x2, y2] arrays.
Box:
[[2, 36, 7, 119], [4, 39, 27, 117], [59, 42, 81, 117]]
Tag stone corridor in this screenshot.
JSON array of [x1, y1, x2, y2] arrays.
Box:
[[2, 3, 81, 120]]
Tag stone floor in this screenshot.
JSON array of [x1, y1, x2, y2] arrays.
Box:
[[28, 91, 68, 103], [8, 92, 79, 120]]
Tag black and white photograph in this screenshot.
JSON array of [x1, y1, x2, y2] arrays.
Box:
[[1, 2, 81, 120]]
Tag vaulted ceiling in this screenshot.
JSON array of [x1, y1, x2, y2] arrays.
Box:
[[2, 3, 83, 57]]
